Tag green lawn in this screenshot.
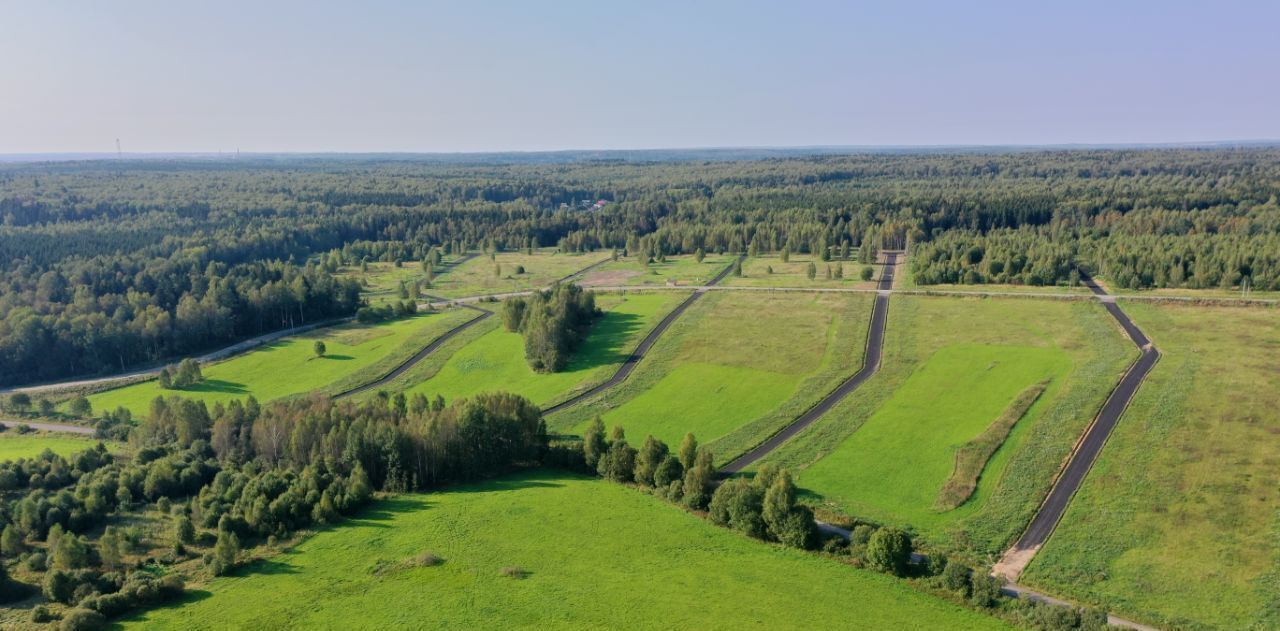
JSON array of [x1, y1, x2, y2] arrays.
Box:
[[427, 249, 612, 298], [122, 472, 1011, 630], [405, 292, 687, 408], [335, 255, 468, 306], [550, 291, 873, 461], [799, 343, 1071, 532], [1022, 302, 1280, 630], [722, 255, 878, 289], [577, 253, 735, 287], [755, 295, 1135, 554], [86, 309, 475, 417], [0, 432, 117, 462]]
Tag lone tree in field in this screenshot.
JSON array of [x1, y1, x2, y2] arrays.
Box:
[[7, 393, 31, 415], [806, 262, 817, 281], [861, 266, 875, 281], [695, 248, 705, 263], [314, 340, 327, 358], [68, 396, 92, 418]]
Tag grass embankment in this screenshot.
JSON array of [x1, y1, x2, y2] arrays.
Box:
[[722, 254, 878, 289], [578, 253, 734, 287], [1023, 302, 1280, 630], [122, 471, 1012, 630], [548, 291, 872, 461], [85, 309, 475, 417], [754, 295, 1135, 554], [935, 381, 1049, 511], [427, 249, 611, 298], [401, 292, 688, 408], [0, 433, 118, 461]]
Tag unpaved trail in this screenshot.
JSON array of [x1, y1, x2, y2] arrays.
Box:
[[0, 419, 96, 435]]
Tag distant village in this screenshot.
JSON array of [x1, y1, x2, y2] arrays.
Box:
[[561, 199, 608, 211]]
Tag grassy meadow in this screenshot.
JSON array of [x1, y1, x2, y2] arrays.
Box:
[[754, 295, 1135, 553], [0, 432, 118, 462], [86, 309, 475, 417], [577, 253, 736, 287], [549, 291, 873, 461], [403, 292, 688, 408], [335, 254, 468, 306], [426, 249, 612, 298], [723, 254, 878, 289], [122, 472, 1012, 630], [1022, 302, 1280, 630]]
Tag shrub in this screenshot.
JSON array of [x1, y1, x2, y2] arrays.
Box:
[[866, 527, 912, 577], [31, 604, 57, 623], [499, 566, 526, 579], [59, 608, 105, 631], [942, 560, 972, 594]]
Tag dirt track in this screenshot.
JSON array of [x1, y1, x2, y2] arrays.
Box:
[[0, 419, 96, 435], [994, 275, 1160, 581], [719, 252, 898, 474], [541, 257, 743, 416]]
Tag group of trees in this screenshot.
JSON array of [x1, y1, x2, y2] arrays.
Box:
[[0, 389, 551, 627], [501, 283, 601, 373], [157, 358, 204, 390], [4, 149, 1276, 385]]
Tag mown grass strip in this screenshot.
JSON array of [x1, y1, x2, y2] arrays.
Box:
[[935, 380, 1049, 511]]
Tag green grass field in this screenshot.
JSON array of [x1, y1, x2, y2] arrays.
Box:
[[427, 249, 612, 298], [404, 292, 687, 408], [0, 432, 117, 462], [799, 344, 1070, 532], [723, 255, 878, 289], [122, 471, 1011, 630], [577, 253, 735, 287], [335, 256, 466, 306], [550, 291, 872, 461], [1022, 302, 1280, 630], [86, 309, 475, 417], [754, 295, 1135, 554]]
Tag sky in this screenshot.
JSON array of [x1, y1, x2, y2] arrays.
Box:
[[1, 0, 1277, 153]]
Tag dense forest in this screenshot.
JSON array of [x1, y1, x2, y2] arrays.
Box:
[[3, 148, 1277, 386]]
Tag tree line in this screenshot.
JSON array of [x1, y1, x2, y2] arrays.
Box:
[[501, 283, 601, 373]]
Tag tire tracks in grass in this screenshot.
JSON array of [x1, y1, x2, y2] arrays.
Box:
[[719, 252, 898, 474]]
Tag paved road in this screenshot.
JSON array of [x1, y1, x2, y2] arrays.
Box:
[[719, 252, 899, 474], [332, 305, 493, 399], [541, 257, 743, 416], [994, 275, 1160, 581], [0, 419, 96, 435]]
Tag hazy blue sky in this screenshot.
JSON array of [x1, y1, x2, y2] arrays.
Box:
[[2, 0, 1276, 153]]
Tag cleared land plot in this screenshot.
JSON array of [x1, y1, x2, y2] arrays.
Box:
[[800, 344, 1070, 532], [404, 292, 688, 408], [578, 253, 734, 287], [335, 255, 467, 305], [86, 309, 475, 417], [123, 471, 1011, 630], [1023, 302, 1280, 630], [755, 296, 1135, 553], [723, 255, 878, 289], [427, 249, 611, 298], [0, 432, 117, 461], [550, 291, 873, 462]]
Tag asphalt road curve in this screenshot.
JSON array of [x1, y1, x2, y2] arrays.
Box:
[[540, 257, 744, 416], [719, 252, 899, 474], [333, 305, 492, 399], [1001, 274, 1160, 566]]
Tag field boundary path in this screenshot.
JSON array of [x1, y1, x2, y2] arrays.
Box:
[[992, 275, 1162, 624], [332, 303, 493, 399], [719, 251, 899, 474], [0, 419, 96, 435], [541, 257, 744, 416]]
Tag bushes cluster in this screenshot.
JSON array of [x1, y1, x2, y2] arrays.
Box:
[[157, 358, 204, 390], [355, 300, 417, 323], [501, 283, 601, 373]]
